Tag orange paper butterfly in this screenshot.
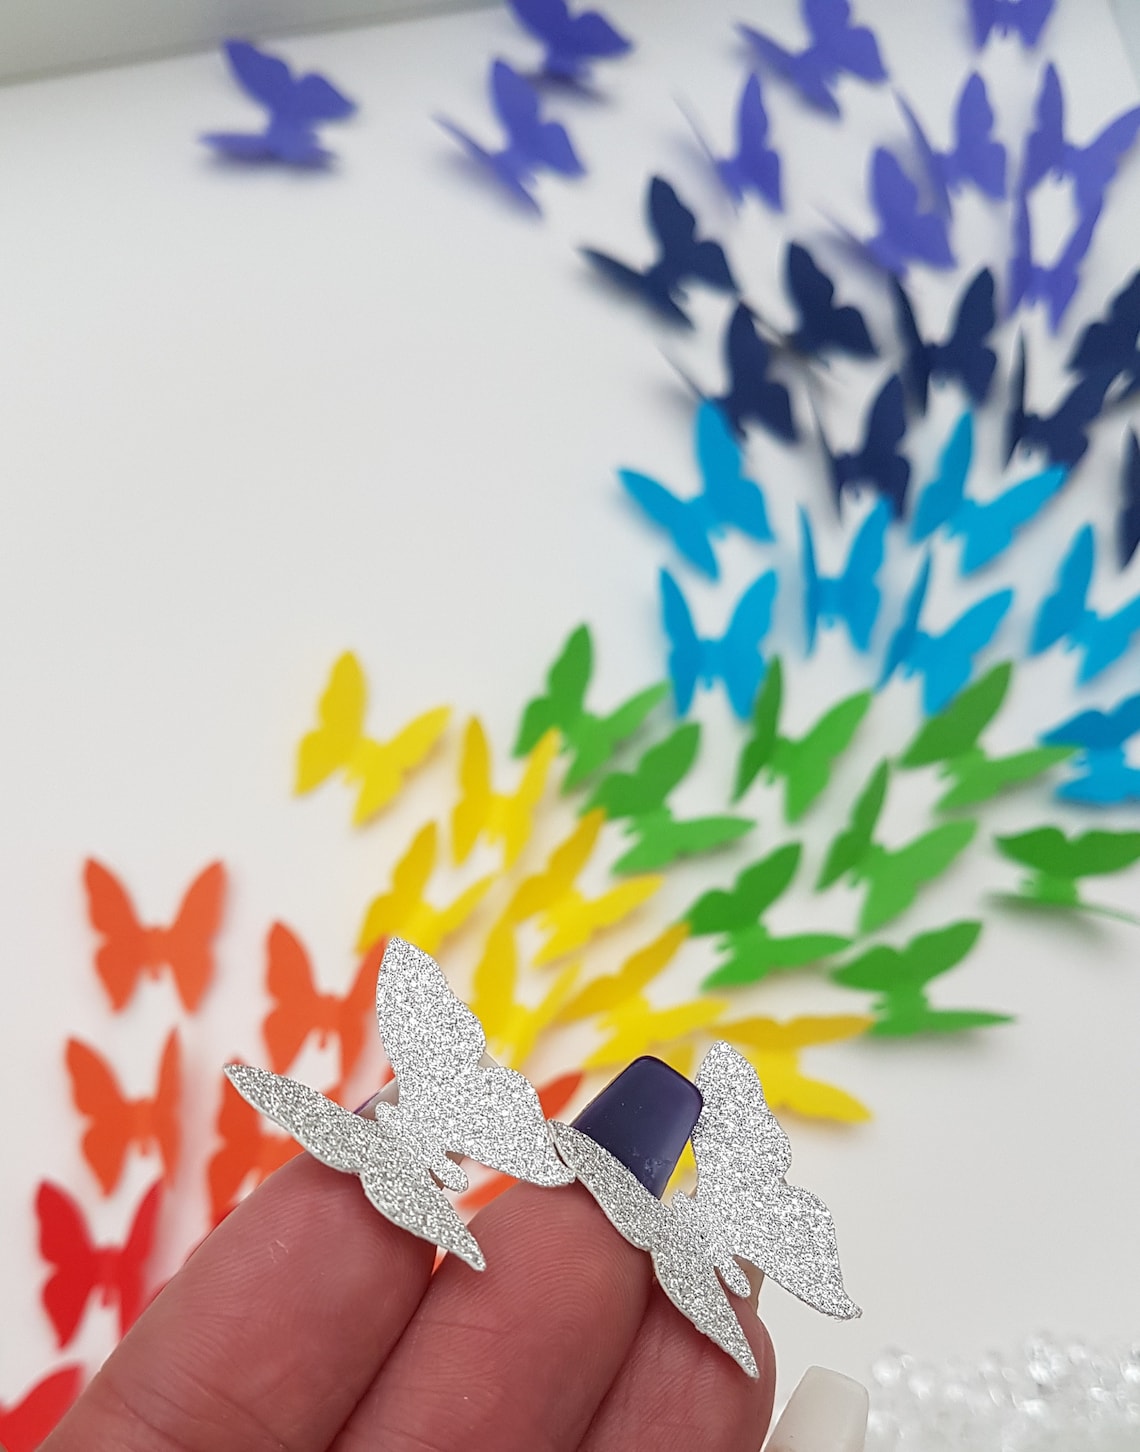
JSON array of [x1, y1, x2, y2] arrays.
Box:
[[65, 1030, 181, 1195], [83, 859, 226, 1012], [206, 1072, 304, 1225], [0, 1366, 83, 1452]]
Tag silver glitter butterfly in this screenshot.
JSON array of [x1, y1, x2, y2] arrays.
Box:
[[551, 1039, 860, 1376], [225, 935, 573, 1270]]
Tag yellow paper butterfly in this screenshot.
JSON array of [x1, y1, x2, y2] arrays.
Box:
[[356, 821, 493, 956], [295, 653, 451, 826], [718, 1014, 873, 1123], [469, 916, 580, 1070], [585, 993, 728, 1078], [558, 922, 691, 1024], [451, 718, 559, 867]]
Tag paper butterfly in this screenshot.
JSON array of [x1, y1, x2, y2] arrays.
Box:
[[994, 826, 1140, 915], [83, 858, 226, 1013], [437, 59, 584, 213], [708, 303, 797, 441], [780, 242, 876, 358], [582, 176, 737, 327], [688, 72, 782, 210], [880, 555, 1012, 712], [618, 400, 774, 578], [609, 806, 755, 874], [66, 1030, 181, 1196], [1043, 692, 1140, 805], [585, 995, 728, 1077], [0, 1366, 83, 1452], [201, 39, 356, 167], [586, 721, 700, 819], [557, 922, 691, 1024], [910, 412, 1065, 573], [37, 1181, 161, 1347], [1066, 270, 1140, 406], [831, 921, 1010, 1033], [554, 1040, 860, 1377], [660, 567, 777, 719], [738, 0, 887, 117], [686, 841, 802, 932], [470, 917, 580, 1069], [506, 0, 632, 83], [968, 0, 1054, 48], [1004, 332, 1110, 470], [893, 268, 997, 414], [1120, 430, 1140, 569], [801, 499, 890, 652], [1030, 525, 1140, 682], [819, 373, 911, 515], [207, 1072, 304, 1225], [861, 147, 955, 276], [226, 937, 573, 1269], [716, 1015, 872, 1123], [896, 74, 1006, 211], [356, 821, 494, 956], [513, 624, 668, 787], [452, 717, 558, 866], [295, 652, 450, 825]]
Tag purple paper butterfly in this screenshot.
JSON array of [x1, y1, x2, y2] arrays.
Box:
[[738, 0, 887, 118], [968, 0, 1054, 49], [689, 73, 782, 211], [507, 0, 632, 83], [896, 73, 1006, 213]]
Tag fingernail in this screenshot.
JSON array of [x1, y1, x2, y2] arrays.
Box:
[[765, 1366, 869, 1452], [571, 1056, 702, 1198]]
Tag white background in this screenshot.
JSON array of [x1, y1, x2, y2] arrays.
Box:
[[1, 0, 1139, 1413]]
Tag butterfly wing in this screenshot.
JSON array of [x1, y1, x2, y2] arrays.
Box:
[[288, 70, 356, 124], [846, 373, 910, 516], [879, 554, 931, 687], [836, 503, 888, 650], [618, 468, 719, 578], [515, 624, 592, 755], [153, 1030, 182, 1186], [83, 859, 147, 1011], [724, 73, 782, 210], [946, 73, 1005, 198], [957, 464, 1065, 573], [717, 304, 796, 442], [810, 0, 887, 81], [36, 1183, 97, 1348], [65, 1040, 134, 1197], [930, 268, 997, 404], [223, 40, 295, 113], [651, 177, 737, 293], [912, 412, 972, 544], [500, 730, 559, 865], [1043, 694, 1140, 752], [787, 242, 875, 357], [891, 278, 931, 411], [722, 570, 778, 719], [167, 860, 226, 1012], [697, 401, 773, 545], [352, 706, 450, 824], [295, 651, 367, 793], [0, 1366, 83, 1452], [452, 717, 494, 863], [262, 921, 321, 1072], [1068, 272, 1140, 377], [493, 61, 584, 178], [1080, 596, 1140, 683], [868, 148, 955, 273], [1031, 526, 1094, 655], [860, 821, 977, 930], [225, 1064, 376, 1174], [660, 569, 702, 714], [913, 589, 1013, 713]]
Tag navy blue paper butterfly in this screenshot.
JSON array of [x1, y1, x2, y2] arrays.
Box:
[[583, 177, 738, 326], [1067, 271, 1140, 405], [708, 304, 797, 442], [1009, 64, 1140, 330], [893, 268, 997, 413], [782, 243, 876, 358], [201, 39, 356, 167], [660, 568, 777, 718], [896, 73, 1006, 211], [880, 555, 1012, 713], [801, 499, 889, 653], [1120, 430, 1140, 570], [911, 413, 1065, 574], [1030, 525, 1140, 683], [437, 60, 584, 213], [861, 148, 956, 276], [1043, 694, 1140, 805], [1004, 333, 1110, 471], [507, 0, 632, 83], [618, 402, 773, 578], [968, 0, 1054, 49], [689, 73, 782, 211], [738, 0, 887, 118], [818, 373, 911, 516]]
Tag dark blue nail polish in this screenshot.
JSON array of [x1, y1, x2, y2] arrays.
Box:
[[571, 1056, 702, 1198]]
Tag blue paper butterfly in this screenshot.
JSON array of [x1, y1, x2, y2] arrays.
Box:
[[1030, 525, 1140, 682], [660, 568, 778, 718], [1043, 694, 1140, 805], [801, 499, 890, 653]]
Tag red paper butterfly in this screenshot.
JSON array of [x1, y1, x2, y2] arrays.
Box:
[[261, 923, 385, 1084], [0, 1366, 83, 1452], [206, 1071, 303, 1225], [65, 1030, 181, 1195], [37, 1181, 161, 1348], [83, 859, 226, 1012]]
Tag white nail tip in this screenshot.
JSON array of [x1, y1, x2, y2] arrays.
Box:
[[765, 1366, 869, 1452]]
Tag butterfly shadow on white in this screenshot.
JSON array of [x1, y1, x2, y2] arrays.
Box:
[[225, 935, 573, 1271]]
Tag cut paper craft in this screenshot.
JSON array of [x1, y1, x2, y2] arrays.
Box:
[[225, 937, 573, 1269], [207, 1072, 303, 1225], [585, 995, 728, 1076], [910, 412, 1065, 573], [83, 858, 226, 1013], [880, 555, 1013, 713], [968, 0, 1054, 48], [65, 1030, 181, 1196], [994, 826, 1140, 914], [1067, 271, 1140, 404], [816, 759, 890, 890], [660, 567, 777, 719], [554, 1042, 860, 1379], [437, 59, 584, 214], [507, 808, 604, 919], [931, 745, 1073, 811], [896, 75, 1006, 211], [688, 72, 782, 210], [452, 718, 559, 866], [860, 147, 955, 276], [201, 39, 356, 167], [1043, 692, 1140, 804], [557, 922, 690, 1023], [295, 652, 450, 825], [37, 1181, 161, 1348], [582, 176, 737, 327], [356, 821, 494, 955], [703, 926, 852, 990], [818, 373, 911, 515], [506, 0, 632, 83], [611, 806, 755, 874], [801, 500, 889, 652], [1009, 64, 1140, 330], [1004, 333, 1109, 470], [781, 242, 876, 358], [733, 659, 785, 802], [686, 842, 803, 933], [455, 1071, 585, 1217], [893, 269, 997, 413], [262, 924, 385, 1084], [831, 921, 1010, 1033], [470, 917, 580, 1069], [1030, 525, 1140, 682], [586, 722, 700, 820], [840, 806, 978, 933], [707, 304, 797, 442], [618, 400, 774, 578], [738, 0, 887, 117], [513, 624, 668, 788], [1120, 429, 1140, 568], [0, 1366, 83, 1452], [716, 1016, 872, 1122]]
